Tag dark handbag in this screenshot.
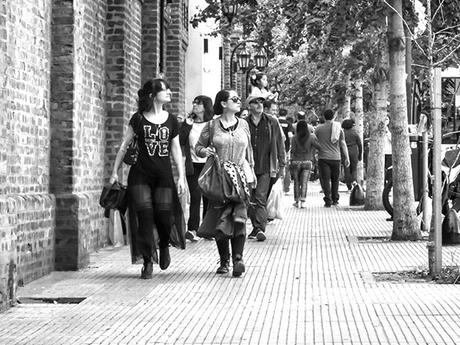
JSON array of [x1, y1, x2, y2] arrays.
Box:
[[123, 137, 138, 165], [99, 182, 127, 211], [123, 113, 141, 165], [198, 153, 225, 203]]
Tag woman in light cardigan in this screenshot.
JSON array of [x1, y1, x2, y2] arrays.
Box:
[[195, 89, 255, 278]]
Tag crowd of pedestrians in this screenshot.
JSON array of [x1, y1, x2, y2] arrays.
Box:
[[109, 74, 362, 280]]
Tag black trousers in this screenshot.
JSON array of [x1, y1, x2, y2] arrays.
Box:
[[186, 163, 208, 231], [318, 159, 341, 204]]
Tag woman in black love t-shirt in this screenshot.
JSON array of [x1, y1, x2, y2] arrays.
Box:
[[109, 78, 186, 279]]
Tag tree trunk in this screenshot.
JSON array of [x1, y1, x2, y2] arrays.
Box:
[[345, 75, 352, 118], [353, 81, 364, 184], [365, 76, 388, 210], [405, 26, 413, 124], [387, 0, 421, 240]]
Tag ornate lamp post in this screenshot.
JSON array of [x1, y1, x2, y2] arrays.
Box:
[[220, 2, 268, 90], [230, 42, 268, 88], [221, 1, 239, 25]]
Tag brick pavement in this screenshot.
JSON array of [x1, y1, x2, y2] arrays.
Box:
[[2, 182, 460, 345]]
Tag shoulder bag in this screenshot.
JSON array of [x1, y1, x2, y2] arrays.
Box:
[[197, 120, 225, 203]]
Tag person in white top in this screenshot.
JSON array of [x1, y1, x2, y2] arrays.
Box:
[[249, 72, 278, 102], [179, 95, 214, 241]]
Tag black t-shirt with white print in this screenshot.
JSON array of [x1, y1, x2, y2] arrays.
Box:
[[129, 112, 179, 177]]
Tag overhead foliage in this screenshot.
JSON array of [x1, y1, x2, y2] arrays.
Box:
[[191, 0, 460, 106]]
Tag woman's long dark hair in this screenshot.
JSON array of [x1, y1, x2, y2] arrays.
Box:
[[137, 78, 170, 114], [296, 121, 310, 147], [192, 95, 214, 121], [213, 90, 231, 115]]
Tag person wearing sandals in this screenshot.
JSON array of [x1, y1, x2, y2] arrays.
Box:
[[179, 95, 214, 242], [195, 89, 255, 277], [109, 78, 186, 279], [290, 121, 321, 208]]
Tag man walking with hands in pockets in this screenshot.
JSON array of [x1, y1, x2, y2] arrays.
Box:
[[245, 95, 285, 241]]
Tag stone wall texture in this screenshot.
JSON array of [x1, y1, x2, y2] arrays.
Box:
[[1, 0, 189, 311]]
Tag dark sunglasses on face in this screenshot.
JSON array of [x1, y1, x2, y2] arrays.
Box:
[[229, 96, 241, 103]]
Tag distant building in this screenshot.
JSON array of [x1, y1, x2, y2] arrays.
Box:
[[185, 0, 222, 117]]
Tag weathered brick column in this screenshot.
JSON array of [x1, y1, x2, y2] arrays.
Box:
[[164, 0, 188, 117], [105, 0, 143, 183], [141, 0, 161, 83], [50, 0, 108, 271], [0, 0, 55, 310]]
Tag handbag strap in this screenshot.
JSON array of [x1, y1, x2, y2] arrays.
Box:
[[209, 119, 215, 146]]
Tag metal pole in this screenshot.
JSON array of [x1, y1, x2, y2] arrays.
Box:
[[429, 67, 442, 276], [422, 129, 428, 231]]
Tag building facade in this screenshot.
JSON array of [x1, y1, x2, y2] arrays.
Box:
[[185, 0, 221, 112], [0, 0, 189, 311]]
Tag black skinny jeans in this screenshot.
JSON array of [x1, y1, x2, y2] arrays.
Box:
[[186, 162, 208, 231], [128, 167, 173, 261]]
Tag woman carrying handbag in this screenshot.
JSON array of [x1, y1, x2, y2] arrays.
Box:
[[109, 78, 186, 279], [195, 89, 255, 278]]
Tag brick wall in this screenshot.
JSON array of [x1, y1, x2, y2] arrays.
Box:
[[0, 0, 188, 311], [50, 0, 109, 271], [164, 0, 188, 117], [105, 0, 143, 184], [0, 0, 54, 311], [141, 0, 161, 83]]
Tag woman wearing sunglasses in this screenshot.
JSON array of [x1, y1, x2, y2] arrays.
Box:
[[179, 95, 214, 242], [195, 90, 255, 277]]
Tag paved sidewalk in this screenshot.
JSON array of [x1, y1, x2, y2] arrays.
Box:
[[2, 182, 460, 345]]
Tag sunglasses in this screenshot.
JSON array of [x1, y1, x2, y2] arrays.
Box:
[[229, 96, 241, 103]]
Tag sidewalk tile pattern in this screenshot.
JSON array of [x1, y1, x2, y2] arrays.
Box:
[[1, 182, 460, 345]]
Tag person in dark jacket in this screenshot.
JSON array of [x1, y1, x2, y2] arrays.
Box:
[[341, 118, 363, 191], [245, 95, 286, 241], [179, 95, 214, 242]]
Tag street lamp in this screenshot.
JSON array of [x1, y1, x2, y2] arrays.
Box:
[[221, 1, 239, 25], [237, 47, 251, 70], [230, 41, 268, 88], [253, 48, 268, 69]]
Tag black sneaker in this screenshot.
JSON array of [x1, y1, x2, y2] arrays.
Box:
[[324, 203, 332, 208], [140, 262, 153, 279], [332, 201, 339, 206], [256, 231, 266, 242], [216, 260, 230, 274], [232, 255, 245, 277], [248, 229, 258, 239]]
